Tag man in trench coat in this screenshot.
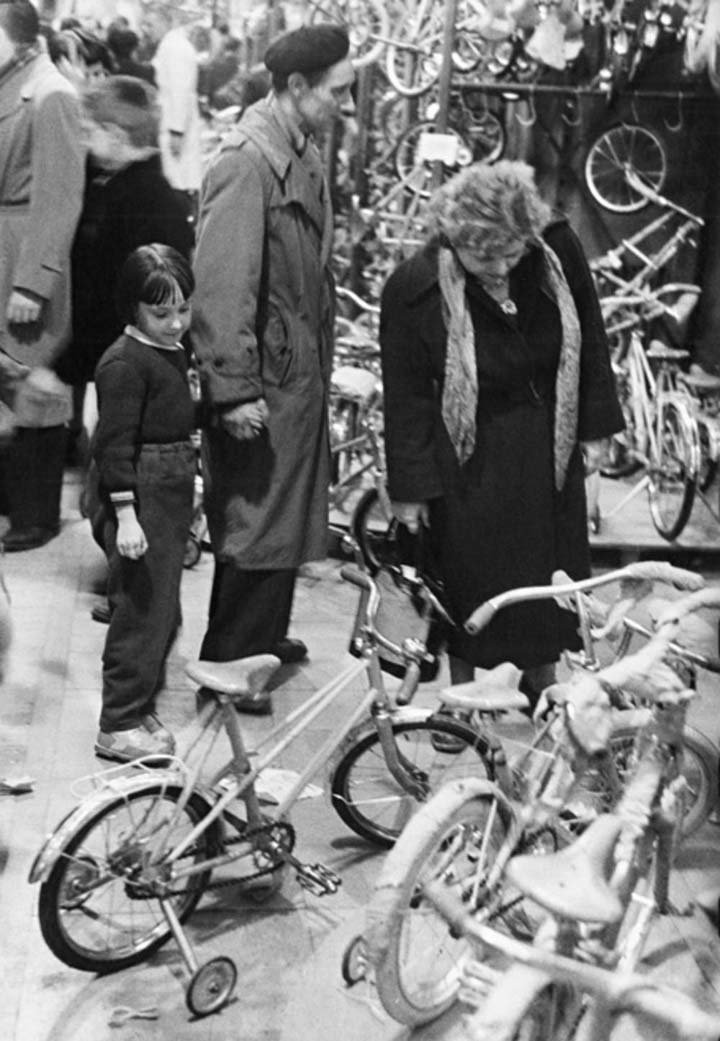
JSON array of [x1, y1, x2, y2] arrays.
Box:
[[0, 0, 84, 550], [192, 24, 355, 710]]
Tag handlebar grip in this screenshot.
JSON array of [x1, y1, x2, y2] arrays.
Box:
[[655, 585, 720, 627], [622, 561, 705, 591], [339, 564, 371, 591], [465, 600, 499, 635], [396, 661, 421, 706]]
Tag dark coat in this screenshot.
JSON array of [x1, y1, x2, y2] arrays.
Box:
[[380, 220, 624, 669], [55, 153, 193, 386], [192, 97, 334, 568]]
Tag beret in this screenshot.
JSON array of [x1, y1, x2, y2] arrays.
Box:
[[264, 24, 350, 75]]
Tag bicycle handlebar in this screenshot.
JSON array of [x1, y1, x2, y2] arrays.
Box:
[[422, 882, 720, 1040], [624, 169, 704, 226], [465, 563, 705, 635], [340, 564, 433, 700], [335, 285, 381, 315]]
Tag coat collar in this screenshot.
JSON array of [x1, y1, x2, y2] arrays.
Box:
[[0, 49, 54, 120], [399, 223, 568, 307], [225, 96, 294, 180]]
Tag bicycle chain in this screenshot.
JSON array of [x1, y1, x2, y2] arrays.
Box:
[[156, 818, 296, 897]]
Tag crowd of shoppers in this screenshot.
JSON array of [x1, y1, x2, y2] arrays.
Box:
[[0, 1, 621, 763]]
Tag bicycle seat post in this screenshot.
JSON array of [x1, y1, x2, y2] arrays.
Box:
[[219, 701, 265, 827]]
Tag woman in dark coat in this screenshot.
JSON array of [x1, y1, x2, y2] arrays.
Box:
[[55, 75, 193, 392], [380, 160, 624, 704]]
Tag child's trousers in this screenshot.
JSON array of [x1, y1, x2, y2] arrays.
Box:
[[97, 441, 195, 732]]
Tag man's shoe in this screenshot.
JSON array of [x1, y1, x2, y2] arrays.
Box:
[[95, 724, 174, 763], [91, 600, 113, 624], [2, 525, 58, 552], [142, 713, 175, 749], [272, 637, 308, 665]]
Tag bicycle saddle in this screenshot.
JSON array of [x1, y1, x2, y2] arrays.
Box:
[[439, 662, 529, 713], [645, 339, 689, 363], [186, 654, 281, 697], [678, 369, 720, 393], [506, 813, 624, 924], [330, 366, 379, 404]]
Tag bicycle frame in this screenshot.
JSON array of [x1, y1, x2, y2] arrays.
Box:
[[423, 880, 720, 1041]]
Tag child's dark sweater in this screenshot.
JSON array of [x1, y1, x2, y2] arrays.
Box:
[[93, 332, 194, 497]]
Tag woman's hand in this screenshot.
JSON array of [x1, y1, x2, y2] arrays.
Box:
[[221, 399, 269, 440], [582, 438, 610, 475], [116, 508, 148, 560], [6, 289, 42, 325], [391, 500, 429, 534]]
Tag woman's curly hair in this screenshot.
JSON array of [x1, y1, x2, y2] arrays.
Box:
[[427, 160, 552, 255]]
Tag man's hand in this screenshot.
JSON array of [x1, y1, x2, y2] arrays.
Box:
[[221, 398, 269, 440], [391, 501, 429, 534], [116, 508, 148, 560], [6, 289, 42, 325], [168, 130, 184, 158], [582, 438, 610, 475]]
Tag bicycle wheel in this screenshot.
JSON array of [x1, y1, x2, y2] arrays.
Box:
[[584, 124, 667, 213], [385, 0, 445, 97], [330, 718, 495, 848], [394, 120, 472, 198], [38, 785, 214, 972], [307, 0, 388, 67], [350, 486, 398, 573], [647, 397, 700, 541], [464, 109, 505, 163], [677, 726, 718, 837], [697, 415, 719, 492], [593, 725, 716, 839], [365, 781, 515, 1024]]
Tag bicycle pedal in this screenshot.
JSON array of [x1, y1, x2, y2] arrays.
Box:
[[294, 862, 342, 896]]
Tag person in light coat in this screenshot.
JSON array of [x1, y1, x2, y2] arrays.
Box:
[[192, 25, 355, 712], [150, 6, 202, 200], [0, 0, 84, 550]]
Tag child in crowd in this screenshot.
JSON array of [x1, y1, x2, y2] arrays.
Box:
[[93, 245, 197, 762]]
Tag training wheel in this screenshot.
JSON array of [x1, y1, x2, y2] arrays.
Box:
[[341, 934, 368, 986], [186, 956, 237, 1016]]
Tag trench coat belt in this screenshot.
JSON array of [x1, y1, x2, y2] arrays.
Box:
[[0, 201, 30, 212]]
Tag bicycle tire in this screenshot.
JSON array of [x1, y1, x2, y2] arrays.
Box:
[[584, 124, 668, 213], [385, 1, 445, 98], [365, 780, 515, 1024], [330, 718, 496, 848], [38, 785, 214, 972], [647, 397, 700, 541], [307, 0, 389, 67], [350, 486, 398, 573], [697, 415, 719, 493], [566, 724, 715, 840]]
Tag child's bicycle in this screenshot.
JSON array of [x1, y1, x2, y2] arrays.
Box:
[[417, 588, 720, 1041], [357, 564, 720, 1025], [28, 554, 523, 1016]]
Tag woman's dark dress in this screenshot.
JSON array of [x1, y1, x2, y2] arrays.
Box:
[[380, 222, 624, 670]]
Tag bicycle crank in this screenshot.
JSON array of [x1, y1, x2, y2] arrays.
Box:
[[290, 858, 342, 896]]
